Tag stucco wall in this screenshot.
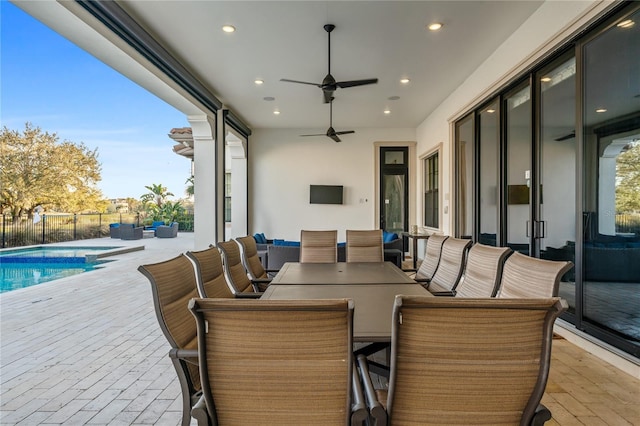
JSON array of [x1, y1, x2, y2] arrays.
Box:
[[250, 127, 415, 241]]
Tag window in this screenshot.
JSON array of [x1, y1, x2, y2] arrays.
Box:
[[423, 151, 439, 228]]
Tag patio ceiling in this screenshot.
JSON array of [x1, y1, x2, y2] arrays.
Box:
[[14, 0, 545, 131]]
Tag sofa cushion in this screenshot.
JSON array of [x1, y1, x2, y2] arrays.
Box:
[[273, 239, 300, 247], [253, 233, 268, 244], [383, 231, 398, 243]]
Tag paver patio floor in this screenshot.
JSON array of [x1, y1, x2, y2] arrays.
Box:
[[1, 233, 638, 425]]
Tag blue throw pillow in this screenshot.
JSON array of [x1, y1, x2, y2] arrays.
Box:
[[253, 233, 267, 244], [383, 231, 398, 243], [259, 233, 267, 244], [273, 239, 285, 246]]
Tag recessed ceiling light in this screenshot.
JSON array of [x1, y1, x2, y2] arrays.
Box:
[[486, 109, 496, 114], [254, 79, 264, 85], [222, 25, 236, 33], [273, 110, 280, 115], [388, 96, 400, 101], [400, 78, 410, 84], [383, 109, 391, 115], [427, 22, 442, 31], [617, 19, 635, 28], [263, 96, 275, 101], [540, 77, 552, 82], [596, 108, 607, 113]]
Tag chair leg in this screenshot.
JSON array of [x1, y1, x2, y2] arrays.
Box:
[[171, 358, 196, 426], [530, 404, 552, 425]]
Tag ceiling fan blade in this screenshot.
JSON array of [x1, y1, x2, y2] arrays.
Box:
[[280, 78, 322, 87], [334, 130, 355, 136], [300, 133, 325, 137], [330, 134, 341, 142], [336, 78, 378, 88], [555, 131, 575, 141]]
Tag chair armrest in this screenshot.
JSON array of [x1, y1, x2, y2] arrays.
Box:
[[431, 290, 456, 297], [351, 363, 368, 425], [190, 394, 210, 426], [251, 279, 272, 292], [234, 292, 263, 299], [356, 354, 388, 426], [169, 348, 199, 363], [402, 268, 418, 273]]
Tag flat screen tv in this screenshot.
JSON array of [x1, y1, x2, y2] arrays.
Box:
[[310, 185, 343, 205]]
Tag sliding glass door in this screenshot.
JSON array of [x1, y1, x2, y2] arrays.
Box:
[[505, 83, 532, 254], [537, 54, 577, 312]]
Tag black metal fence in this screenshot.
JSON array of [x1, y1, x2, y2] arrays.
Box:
[[616, 214, 640, 234], [1, 213, 194, 248]]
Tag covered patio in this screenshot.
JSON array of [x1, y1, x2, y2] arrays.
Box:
[[0, 235, 638, 425]]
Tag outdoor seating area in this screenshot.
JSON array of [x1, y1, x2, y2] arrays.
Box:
[[109, 222, 179, 240], [130, 229, 593, 425], [1, 233, 638, 425]]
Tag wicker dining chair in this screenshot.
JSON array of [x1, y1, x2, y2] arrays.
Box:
[[357, 296, 567, 426], [185, 246, 234, 299], [217, 240, 262, 298], [424, 237, 472, 293], [404, 234, 448, 282], [497, 251, 574, 298], [300, 230, 338, 263], [189, 298, 359, 425], [137, 254, 201, 426], [346, 229, 384, 263], [236, 235, 278, 290], [432, 243, 512, 298]]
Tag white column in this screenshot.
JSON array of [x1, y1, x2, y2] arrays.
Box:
[[227, 137, 248, 238], [189, 114, 217, 249]]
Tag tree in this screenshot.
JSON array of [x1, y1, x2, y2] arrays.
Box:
[[185, 175, 194, 197], [141, 183, 173, 209], [0, 123, 104, 219], [616, 141, 640, 213], [161, 200, 185, 223]]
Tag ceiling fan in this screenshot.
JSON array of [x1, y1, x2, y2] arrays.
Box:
[[300, 99, 354, 142], [281, 24, 378, 103]]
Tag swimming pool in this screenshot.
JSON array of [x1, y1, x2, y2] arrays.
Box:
[[0, 246, 123, 293]]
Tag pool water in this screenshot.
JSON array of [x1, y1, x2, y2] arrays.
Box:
[[0, 246, 121, 293]]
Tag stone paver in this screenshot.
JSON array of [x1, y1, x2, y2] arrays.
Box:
[[1, 233, 638, 425], [1, 235, 196, 425]]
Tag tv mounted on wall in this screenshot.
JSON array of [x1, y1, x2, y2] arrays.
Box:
[[310, 185, 343, 205]]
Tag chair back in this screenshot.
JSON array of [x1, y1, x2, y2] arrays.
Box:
[[427, 237, 472, 292], [497, 252, 573, 298], [300, 230, 338, 263], [217, 240, 256, 295], [346, 229, 384, 263], [386, 296, 567, 425], [236, 235, 268, 280], [137, 254, 201, 425], [189, 298, 354, 425], [415, 235, 448, 280], [455, 244, 512, 298], [185, 246, 234, 299]]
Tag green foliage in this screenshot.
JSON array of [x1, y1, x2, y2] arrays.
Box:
[[0, 123, 105, 218], [141, 183, 173, 209], [616, 141, 640, 213], [140, 183, 181, 222]]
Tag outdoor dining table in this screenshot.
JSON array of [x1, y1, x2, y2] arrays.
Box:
[[261, 262, 431, 342]]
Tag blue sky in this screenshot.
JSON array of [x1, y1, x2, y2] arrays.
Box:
[[1, 2, 192, 200]]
